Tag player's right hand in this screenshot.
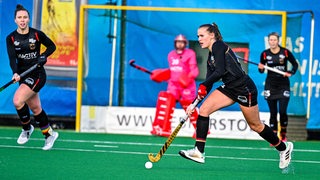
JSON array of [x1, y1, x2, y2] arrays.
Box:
[[258, 63, 265, 70], [186, 103, 195, 116]]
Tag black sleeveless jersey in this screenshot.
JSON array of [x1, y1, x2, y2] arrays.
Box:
[[6, 27, 56, 74]]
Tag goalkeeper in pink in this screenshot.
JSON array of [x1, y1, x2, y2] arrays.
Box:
[[150, 34, 200, 137]]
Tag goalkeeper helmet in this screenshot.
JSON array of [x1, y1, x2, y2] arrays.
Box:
[[174, 34, 188, 45]]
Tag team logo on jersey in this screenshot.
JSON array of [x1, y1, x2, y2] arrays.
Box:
[[24, 78, 34, 85], [29, 38, 36, 50], [210, 55, 215, 64], [14, 41, 21, 50], [14, 41, 20, 46], [266, 55, 272, 60], [279, 54, 285, 64], [208, 55, 216, 70]]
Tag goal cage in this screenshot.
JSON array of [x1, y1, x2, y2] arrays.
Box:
[[76, 5, 314, 139]]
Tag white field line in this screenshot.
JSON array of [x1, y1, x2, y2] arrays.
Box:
[[0, 144, 319, 165], [1, 136, 320, 164], [0, 136, 319, 153]]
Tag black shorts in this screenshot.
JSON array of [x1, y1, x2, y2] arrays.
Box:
[[264, 79, 290, 100], [217, 75, 258, 107], [19, 69, 46, 93]]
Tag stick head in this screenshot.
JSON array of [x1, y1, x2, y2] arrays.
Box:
[[129, 59, 135, 66], [148, 153, 160, 163]]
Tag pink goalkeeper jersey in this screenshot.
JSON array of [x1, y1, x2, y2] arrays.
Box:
[[167, 48, 199, 82]]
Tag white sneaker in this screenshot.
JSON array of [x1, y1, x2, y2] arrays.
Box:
[[279, 142, 293, 169], [17, 125, 34, 144], [42, 131, 59, 150], [179, 147, 205, 163]]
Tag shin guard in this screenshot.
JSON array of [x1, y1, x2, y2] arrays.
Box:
[[151, 91, 176, 137], [16, 104, 31, 130]]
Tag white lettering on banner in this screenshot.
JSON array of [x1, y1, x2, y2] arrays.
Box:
[[80, 106, 270, 140], [291, 81, 320, 98]]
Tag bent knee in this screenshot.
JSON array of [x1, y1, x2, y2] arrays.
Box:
[[12, 97, 25, 109], [248, 123, 265, 133], [199, 106, 212, 117]]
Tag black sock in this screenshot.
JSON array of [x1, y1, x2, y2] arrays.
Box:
[[195, 115, 209, 153], [259, 124, 286, 151], [34, 110, 51, 137]]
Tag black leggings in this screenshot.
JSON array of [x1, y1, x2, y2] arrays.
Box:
[[267, 98, 289, 132]]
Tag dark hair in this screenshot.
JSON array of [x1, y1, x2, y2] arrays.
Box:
[[14, 4, 30, 18], [268, 32, 280, 40], [199, 22, 223, 41]]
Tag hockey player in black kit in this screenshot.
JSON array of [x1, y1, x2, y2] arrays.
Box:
[[6, 4, 58, 150], [258, 32, 298, 142], [178, 23, 293, 170]]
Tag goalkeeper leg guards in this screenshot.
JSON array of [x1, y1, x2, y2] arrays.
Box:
[[151, 91, 176, 137]]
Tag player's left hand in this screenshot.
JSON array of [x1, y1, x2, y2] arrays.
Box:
[[284, 72, 292, 77]]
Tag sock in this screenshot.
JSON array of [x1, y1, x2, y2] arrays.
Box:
[[34, 110, 52, 138], [259, 124, 286, 151], [16, 104, 31, 130], [195, 115, 209, 153], [275, 142, 287, 151]]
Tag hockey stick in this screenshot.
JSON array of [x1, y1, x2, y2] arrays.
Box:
[[237, 56, 286, 76], [0, 63, 38, 92], [129, 59, 152, 75], [148, 98, 201, 163]]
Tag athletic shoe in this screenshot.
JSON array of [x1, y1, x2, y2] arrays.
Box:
[[42, 131, 59, 150], [17, 125, 34, 145], [179, 146, 205, 163], [279, 142, 293, 169]]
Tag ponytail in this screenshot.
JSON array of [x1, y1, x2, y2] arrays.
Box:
[[199, 22, 223, 41]]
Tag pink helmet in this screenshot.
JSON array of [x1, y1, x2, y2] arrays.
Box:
[[174, 34, 188, 45]]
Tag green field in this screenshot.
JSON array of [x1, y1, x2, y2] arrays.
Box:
[[0, 126, 319, 180]]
